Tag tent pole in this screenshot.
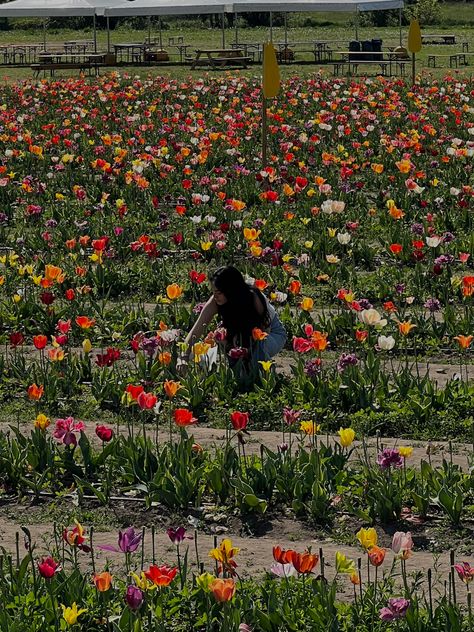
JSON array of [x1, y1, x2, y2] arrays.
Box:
[[269, 11, 273, 43], [355, 8, 359, 41], [284, 12, 287, 46], [106, 16, 110, 53], [399, 7, 402, 46], [147, 15, 151, 44], [93, 14, 97, 53], [42, 18, 46, 49], [221, 11, 225, 48], [159, 17, 162, 49], [235, 12, 238, 45]]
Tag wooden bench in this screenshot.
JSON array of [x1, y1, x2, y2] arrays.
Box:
[[427, 53, 459, 68], [456, 51, 474, 66], [332, 60, 389, 76], [188, 49, 252, 69], [31, 62, 99, 78]]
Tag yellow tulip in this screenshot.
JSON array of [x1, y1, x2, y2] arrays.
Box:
[[258, 361, 273, 372], [356, 527, 378, 551], [338, 427, 355, 448], [166, 284, 183, 300], [300, 420, 320, 435], [399, 446, 413, 459], [196, 572, 216, 591], [200, 241, 213, 251], [34, 413, 50, 430], [82, 339, 92, 354], [61, 602, 87, 626], [300, 297, 314, 311]]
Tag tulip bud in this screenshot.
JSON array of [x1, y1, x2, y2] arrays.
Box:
[[125, 585, 143, 610], [82, 338, 92, 354]]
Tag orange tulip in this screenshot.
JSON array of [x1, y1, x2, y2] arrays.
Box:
[[166, 284, 183, 300], [75, 316, 96, 329], [368, 545, 386, 567], [462, 276, 474, 297], [209, 578, 236, 602], [252, 328, 268, 341], [27, 383, 44, 401], [273, 546, 293, 564], [254, 279, 268, 291], [93, 571, 112, 592], [398, 321, 416, 336], [311, 331, 329, 351], [288, 280, 301, 295], [164, 380, 181, 398], [454, 335, 473, 349], [288, 550, 319, 574], [44, 264, 62, 282], [158, 351, 172, 365]]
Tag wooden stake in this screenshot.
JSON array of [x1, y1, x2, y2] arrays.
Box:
[[262, 97, 267, 168]]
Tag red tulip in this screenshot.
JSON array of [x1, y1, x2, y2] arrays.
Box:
[[95, 425, 113, 442], [137, 392, 158, 410], [174, 408, 197, 427], [38, 557, 61, 579], [230, 411, 249, 431], [33, 335, 48, 350]]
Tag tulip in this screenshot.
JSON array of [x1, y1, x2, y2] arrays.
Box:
[[288, 280, 301, 295], [357, 527, 378, 551], [377, 448, 403, 469], [209, 538, 240, 575], [95, 425, 113, 442], [137, 391, 158, 410], [125, 384, 144, 402], [252, 327, 268, 341], [300, 420, 320, 435], [377, 335, 395, 351], [300, 297, 314, 311], [125, 585, 143, 610], [210, 578, 236, 602], [38, 557, 61, 579], [399, 446, 413, 459], [273, 545, 292, 564], [379, 598, 410, 621], [454, 335, 473, 349], [359, 309, 387, 328], [164, 380, 181, 398], [27, 383, 44, 401], [34, 413, 50, 430], [288, 550, 319, 574], [174, 408, 197, 427], [398, 321, 416, 336], [392, 531, 414, 559], [270, 563, 297, 578], [93, 571, 112, 592], [75, 315, 95, 329], [33, 334, 48, 350], [166, 283, 183, 300], [144, 564, 178, 587], [368, 545, 386, 567], [230, 411, 249, 431], [338, 427, 355, 448], [335, 551, 356, 575], [63, 521, 90, 552], [82, 338, 92, 354], [53, 417, 85, 447], [454, 562, 474, 584], [61, 602, 87, 626], [167, 526, 191, 545]]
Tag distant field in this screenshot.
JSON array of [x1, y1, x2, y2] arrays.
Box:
[[1, 3, 474, 81]]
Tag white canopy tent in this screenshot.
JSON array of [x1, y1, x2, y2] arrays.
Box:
[[106, 0, 404, 48], [0, 0, 123, 51]]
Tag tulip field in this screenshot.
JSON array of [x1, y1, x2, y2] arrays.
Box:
[[0, 70, 473, 630]]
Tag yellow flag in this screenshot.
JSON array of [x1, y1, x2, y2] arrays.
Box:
[[262, 42, 280, 99], [408, 19, 422, 53]]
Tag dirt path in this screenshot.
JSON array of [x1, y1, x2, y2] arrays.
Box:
[[0, 515, 456, 601]]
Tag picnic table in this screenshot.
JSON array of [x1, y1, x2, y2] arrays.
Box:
[[64, 40, 95, 54], [113, 43, 147, 64], [332, 50, 408, 76], [188, 49, 251, 70], [33, 52, 106, 77], [0, 43, 43, 65], [421, 34, 456, 45]]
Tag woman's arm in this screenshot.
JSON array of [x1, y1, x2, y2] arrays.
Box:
[[182, 296, 218, 359]]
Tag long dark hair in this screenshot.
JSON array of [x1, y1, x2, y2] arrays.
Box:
[[210, 266, 269, 348]]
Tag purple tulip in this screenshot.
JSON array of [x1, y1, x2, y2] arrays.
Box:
[[379, 598, 410, 621], [118, 527, 142, 553], [99, 527, 142, 553], [167, 526, 191, 545], [125, 585, 143, 610], [376, 448, 403, 469]]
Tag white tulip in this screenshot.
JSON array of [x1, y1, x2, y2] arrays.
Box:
[[378, 335, 395, 350], [337, 232, 351, 245]]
